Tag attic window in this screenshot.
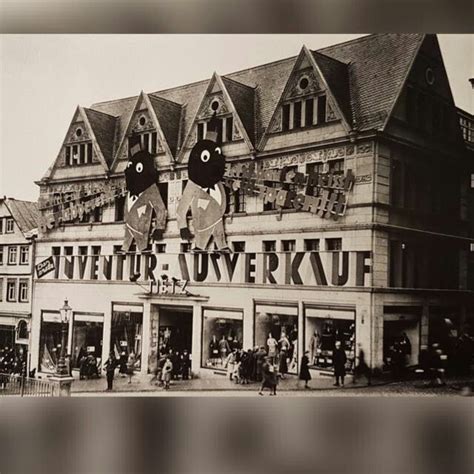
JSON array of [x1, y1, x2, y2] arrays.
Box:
[[211, 100, 220, 112], [425, 67, 435, 86], [66, 142, 93, 166], [299, 77, 309, 91], [75, 128, 83, 138], [139, 116, 147, 126], [281, 94, 325, 131]]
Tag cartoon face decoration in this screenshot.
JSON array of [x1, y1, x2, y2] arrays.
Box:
[[188, 139, 225, 189], [125, 150, 158, 197]]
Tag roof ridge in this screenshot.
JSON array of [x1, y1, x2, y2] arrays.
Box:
[[91, 94, 138, 109], [221, 74, 256, 91], [83, 107, 117, 119], [311, 49, 349, 66], [317, 33, 378, 53], [148, 92, 183, 108]]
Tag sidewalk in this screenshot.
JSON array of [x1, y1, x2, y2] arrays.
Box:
[[70, 371, 474, 395], [71, 372, 386, 394]]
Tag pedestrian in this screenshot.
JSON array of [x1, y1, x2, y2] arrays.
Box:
[[259, 357, 277, 396], [152, 351, 167, 386], [333, 341, 347, 387], [103, 353, 117, 391], [181, 349, 191, 380], [162, 356, 173, 390], [353, 344, 371, 386], [299, 351, 312, 388], [126, 351, 136, 384], [279, 347, 288, 379], [255, 346, 267, 382], [226, 350, 237, 381], [171, 350, 181, 380]]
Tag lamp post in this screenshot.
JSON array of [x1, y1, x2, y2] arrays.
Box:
[[56, 299, 72, 377]]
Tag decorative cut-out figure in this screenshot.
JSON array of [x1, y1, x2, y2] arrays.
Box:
[[122, 147, 167, 252], [177, 113, 228, 251]]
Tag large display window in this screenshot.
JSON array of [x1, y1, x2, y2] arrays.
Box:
[[38, 311, 62, 373], [111, 304, 143, 370], [304, 306, 355, 373], [254, 303, 299, 374], [71, 313, 104, 370], [202, 308, 243, 370]]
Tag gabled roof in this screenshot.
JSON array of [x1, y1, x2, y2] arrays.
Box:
[[4, 198, 39, 234], [221, 76, 256, 145], [317, 33, 425, 131], [42, 106, 112, 181], [312, 50, 352, 127], [148, 94, 182, 156], [77, 34, 427, 164], [83, 108, 118, 167]]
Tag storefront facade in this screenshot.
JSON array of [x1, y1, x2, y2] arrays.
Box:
[[30, 34, 474, 378]]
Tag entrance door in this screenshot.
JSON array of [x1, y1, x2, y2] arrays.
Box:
[[383, 319, 419, 367], [158, 306, 193, 355]]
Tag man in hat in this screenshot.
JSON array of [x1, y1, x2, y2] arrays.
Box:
[[122, 139, 167, 252], [177, 113, 229, 251]]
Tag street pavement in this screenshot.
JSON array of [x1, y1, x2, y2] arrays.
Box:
[[71, 372, 474, 397]]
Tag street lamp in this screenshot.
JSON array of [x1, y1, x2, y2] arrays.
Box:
[[56, 299, 72, 377]]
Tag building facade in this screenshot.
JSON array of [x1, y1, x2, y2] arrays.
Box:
[[29, 34, 474, 379], [0, 197, 39, 366]]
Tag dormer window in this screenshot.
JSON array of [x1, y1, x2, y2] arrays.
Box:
[[128, 131, 159, 154], [75, 127, 83, 138], [197, 116, 234, 143], [66, 142, 93, 166], [282, 94, 327, 132]]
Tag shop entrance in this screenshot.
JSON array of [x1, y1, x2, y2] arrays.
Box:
[[383, 316, 420, 368], [158, 306, 193, 355]]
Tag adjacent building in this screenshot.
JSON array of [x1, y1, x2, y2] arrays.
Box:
[[0, 197, 39, 365], [29, 34, 474, 379]]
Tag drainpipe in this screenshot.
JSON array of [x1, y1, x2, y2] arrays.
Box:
[[27, 232, 37, 377]]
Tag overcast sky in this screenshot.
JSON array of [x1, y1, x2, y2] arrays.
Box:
[[0, 34, 472, 202]]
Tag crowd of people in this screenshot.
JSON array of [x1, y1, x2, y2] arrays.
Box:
[[0, 347, 27, 376]]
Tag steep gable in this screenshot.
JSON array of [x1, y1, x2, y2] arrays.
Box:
[[319, 33, 425, 131], [260, 46, 351, 149], [42, 106, 111, 181], [111, 91, 177, 171], [178, 73, 255, 161]]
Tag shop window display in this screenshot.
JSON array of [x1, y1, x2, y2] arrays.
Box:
[[202, 309, 243, 370], [38, 312, 62, 373], [71, 315, 104, 371], [254, 305, 299, 374], [111, 304, 143, 370], [305, 307, 355, 374]]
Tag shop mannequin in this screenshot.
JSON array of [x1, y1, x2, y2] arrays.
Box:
[[309, 330, 321, 365], [267, 332, 278, 364], [219, 335, 231, 364], [209, 335, 219, 365]]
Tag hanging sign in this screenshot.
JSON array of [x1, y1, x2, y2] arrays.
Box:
[[36, 256, 55, 279]]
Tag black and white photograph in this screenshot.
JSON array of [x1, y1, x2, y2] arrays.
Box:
[[0, 7, 473, 472]]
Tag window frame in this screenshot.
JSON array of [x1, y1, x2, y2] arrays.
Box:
[[8, 246, 17, 265], [6, 279, 17, 302], [18, 279, 29, 303], [5, 217, 14, 233], [19, 245, 29, 265]]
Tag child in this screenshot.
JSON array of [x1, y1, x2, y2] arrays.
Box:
[[162, 357, 173, 390]]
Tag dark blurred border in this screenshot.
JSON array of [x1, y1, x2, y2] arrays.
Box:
[[0, 0, 472, 33]]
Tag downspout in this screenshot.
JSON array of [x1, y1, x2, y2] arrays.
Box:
[[27, 233, 37, 377]]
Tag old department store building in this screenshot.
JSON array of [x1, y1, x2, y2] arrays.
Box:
[[29, 34, 474, 378]]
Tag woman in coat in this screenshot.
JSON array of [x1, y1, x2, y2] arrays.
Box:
[[299, 351, 312, 388]]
